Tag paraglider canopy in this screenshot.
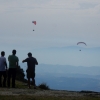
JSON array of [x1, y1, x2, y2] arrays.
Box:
[[32, 21, 36, 31], [77, 42, 87, 51], [77, 42, 87, 46], [32, 21, 36, 25]]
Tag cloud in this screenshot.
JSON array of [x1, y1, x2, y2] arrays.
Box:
[[0, 0, 100, 48], [0, 0, 100, 11]]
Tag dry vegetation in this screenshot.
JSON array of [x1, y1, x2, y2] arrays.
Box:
[[0, 80, 100, 100]]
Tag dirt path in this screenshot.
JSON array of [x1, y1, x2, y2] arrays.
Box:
[[0, 88, 100, 97]]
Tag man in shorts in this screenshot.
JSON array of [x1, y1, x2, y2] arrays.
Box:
[[22, 52, 38, 88], [0, 51, 7, 87]]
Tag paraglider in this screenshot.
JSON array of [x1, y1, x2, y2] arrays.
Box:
[[32, 21, 36, 25], [77, 42, 87, 51], [77, 42, 87, 46], [32, 21, 36, 31]]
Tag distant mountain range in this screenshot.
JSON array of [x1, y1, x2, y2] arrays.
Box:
[[19, 63, 100, 92], [32, 46, 100, 51]]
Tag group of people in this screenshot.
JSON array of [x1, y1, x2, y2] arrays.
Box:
[[0, 49, 38, 89]]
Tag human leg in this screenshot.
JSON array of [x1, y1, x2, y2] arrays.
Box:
[[28, 78, 30, 88], [32, 73, 36, 86], [32, 72, 36, 89], [7, 69, 11, 87], [12, 68, 16, 88], [0, 71, 2, 87], [27, 70, 31, 88], [2, 71, 7, 87]]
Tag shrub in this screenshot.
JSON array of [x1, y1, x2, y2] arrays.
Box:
[[16, 66, 25, 82], [38, 83, 50, 90]]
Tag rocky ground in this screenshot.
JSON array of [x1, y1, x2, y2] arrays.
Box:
[[0, 88, 100, 97]]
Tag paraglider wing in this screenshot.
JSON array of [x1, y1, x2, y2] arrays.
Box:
[[32, 21, 36, 25], [32, 21, 36, 31], [77, 42, 87, 46]]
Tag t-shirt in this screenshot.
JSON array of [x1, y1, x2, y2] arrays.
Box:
[[0, 56, 6, 71], [8, 55, 19, 68], [24, 57, 38, 70]]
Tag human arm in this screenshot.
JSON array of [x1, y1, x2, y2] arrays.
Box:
[[4, 58, 7, 70], [35, 58, 38, 65], [4, 61, 7, 69], [22, 58, 28, 63], [16, 57, 19, 67], [16, 61, 19, 67]]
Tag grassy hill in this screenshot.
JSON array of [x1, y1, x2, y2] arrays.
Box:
[[0, 80, 100, 100]]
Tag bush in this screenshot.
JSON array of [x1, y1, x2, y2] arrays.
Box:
[[38, 83, 50, 90], [16, 66, 25, 82]]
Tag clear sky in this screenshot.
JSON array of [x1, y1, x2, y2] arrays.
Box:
[[0, 0, 100, 67]]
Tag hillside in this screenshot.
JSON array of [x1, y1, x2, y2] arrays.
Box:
[[0, 87, 100, 97], [20, 63, 100, 92], [0, 80, 100, 100]]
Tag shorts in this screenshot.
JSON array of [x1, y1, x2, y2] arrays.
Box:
[[26, 69, 35, 78]]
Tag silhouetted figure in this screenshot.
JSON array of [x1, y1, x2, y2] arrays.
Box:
[[22, 52, 38, 89], [7, 50, 19, 88], [0, 51, 7, 87]]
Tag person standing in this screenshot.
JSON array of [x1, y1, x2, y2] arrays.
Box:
[[22, 52, 38, 88], [0, 51, 7, 87], [7, 49, 19, 88]]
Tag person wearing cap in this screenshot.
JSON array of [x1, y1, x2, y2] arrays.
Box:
[[7, 49, 19, 88], [22, 52, 38, 89], [0, 51, 7, 87]]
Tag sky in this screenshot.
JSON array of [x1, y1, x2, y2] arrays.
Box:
[[0, 0, 100, 67]]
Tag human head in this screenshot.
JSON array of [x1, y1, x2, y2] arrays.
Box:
[[27, 52, 32, 57], [12, 49, 16, 55], [1, 51, 5, 56]]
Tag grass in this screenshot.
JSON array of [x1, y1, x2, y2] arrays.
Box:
[[14, 80, 35, 89], [0, 95, 100, 100], [0, 80, 100, 100], [15, 80, 50, 90], [15, 80, 27, 88]]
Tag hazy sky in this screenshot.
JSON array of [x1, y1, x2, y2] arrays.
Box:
[[0, 0, 100, 66]]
